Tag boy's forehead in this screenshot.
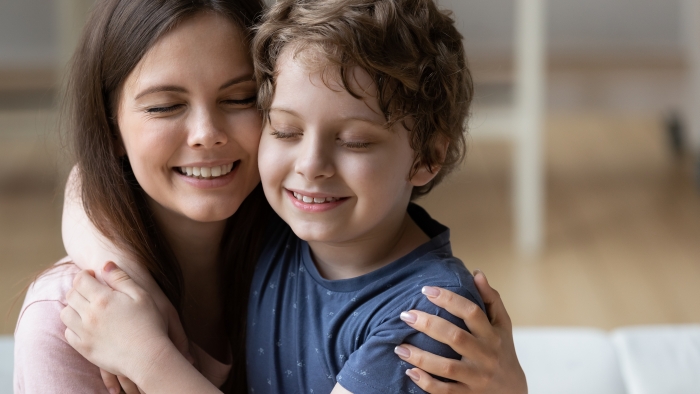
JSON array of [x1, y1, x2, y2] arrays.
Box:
[[273, 46, 384, 120], [276, 45, 378, 99]]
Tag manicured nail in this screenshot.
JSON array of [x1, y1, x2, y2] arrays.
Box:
[[394, 345, 411, 359], [405, 368, 420, 382], [421, 286, 440, 298], [109, 388, 120, 394], [104, 261, 117, 272], [473, 269, 485, 279], [400, 311, 417, 324]]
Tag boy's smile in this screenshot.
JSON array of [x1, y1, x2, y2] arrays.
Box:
[[258, 48, 438, 278]]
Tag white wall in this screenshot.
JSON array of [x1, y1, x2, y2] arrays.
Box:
[[0, 0, 57, 69], [440, 0, 682, 61]]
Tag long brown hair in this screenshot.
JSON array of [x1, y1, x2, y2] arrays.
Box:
[[65, 0, 268, 390]]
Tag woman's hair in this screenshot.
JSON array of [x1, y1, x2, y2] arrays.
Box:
[[65, 0, 267, 390], [253, 0, 473, 198]]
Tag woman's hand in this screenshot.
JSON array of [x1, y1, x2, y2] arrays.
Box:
[[60, 262, 174, 387], [395, 270, 527, 394]]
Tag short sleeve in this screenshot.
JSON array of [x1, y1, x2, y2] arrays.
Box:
[[335, 287, 470, 394], [14, 300, 109, 394]]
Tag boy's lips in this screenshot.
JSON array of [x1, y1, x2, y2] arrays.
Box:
[[285, 189, 349, 212]]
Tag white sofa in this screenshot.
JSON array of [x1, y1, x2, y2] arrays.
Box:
[[2, 325, 699, 393]]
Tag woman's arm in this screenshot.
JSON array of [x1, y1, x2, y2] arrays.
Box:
[[62, 166, 192, 393], [396, 271, 527, 394], [60, 265, 221, 394]]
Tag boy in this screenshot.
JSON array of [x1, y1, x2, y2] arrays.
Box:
[[247, 0, 481, 392]]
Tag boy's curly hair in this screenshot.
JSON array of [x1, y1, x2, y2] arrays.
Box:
[[253, 0, 473, 198]]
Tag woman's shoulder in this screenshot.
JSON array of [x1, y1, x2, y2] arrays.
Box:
[[23, 257, 80, 307], [13, 258, 108, 393]]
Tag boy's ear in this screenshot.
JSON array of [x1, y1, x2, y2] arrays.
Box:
[[409, 137, 450, 187]]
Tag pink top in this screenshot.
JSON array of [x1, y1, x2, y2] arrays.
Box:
[[13, 260, 231, 393]]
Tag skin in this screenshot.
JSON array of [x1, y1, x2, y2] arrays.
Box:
[[258, 49, 438, 283], [60, 11, 527, 394]]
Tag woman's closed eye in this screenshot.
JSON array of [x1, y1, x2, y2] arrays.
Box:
[[222, 96, 257, 108], [146, 104, 184, 114]]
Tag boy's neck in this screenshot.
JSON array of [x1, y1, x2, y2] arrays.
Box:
[[308, 210, 430, 281]]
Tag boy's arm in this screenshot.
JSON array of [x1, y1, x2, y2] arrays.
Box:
[[62, 166, 192, 364], [335, 286, 478, 394], [61, 266, 220, 394]]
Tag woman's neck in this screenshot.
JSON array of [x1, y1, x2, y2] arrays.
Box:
[[148, 199, 230, 361]]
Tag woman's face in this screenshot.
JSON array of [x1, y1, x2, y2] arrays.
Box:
[[116, 12, 261, 224]]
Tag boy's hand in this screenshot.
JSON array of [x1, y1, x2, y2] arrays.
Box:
[[395, 271, 527, 394], [60, 263, 174, 386]]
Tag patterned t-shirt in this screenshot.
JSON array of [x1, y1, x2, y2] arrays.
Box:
[[246, 204, 485, 394]]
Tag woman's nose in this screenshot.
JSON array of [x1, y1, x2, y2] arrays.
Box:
[[187, 108, 227, 148]]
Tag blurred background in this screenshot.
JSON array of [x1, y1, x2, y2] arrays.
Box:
[[1, 0, 699, 338]]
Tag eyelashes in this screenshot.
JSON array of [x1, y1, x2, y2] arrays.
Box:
[[145, 96, 257, 114], [270, 129, 371, 149]]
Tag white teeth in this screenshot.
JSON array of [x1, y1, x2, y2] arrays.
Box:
[[292, 192, 340, 204], [179, 163, 235, 179]]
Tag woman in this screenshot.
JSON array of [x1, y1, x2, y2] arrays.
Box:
[[18, 0, 525, 393]]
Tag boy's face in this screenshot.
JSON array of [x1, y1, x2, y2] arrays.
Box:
[[258, 50, 435, 244]]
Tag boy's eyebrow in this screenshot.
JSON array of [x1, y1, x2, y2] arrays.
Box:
[[134, 74, 255, 100]]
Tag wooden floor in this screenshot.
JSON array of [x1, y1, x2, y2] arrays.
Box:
[[1, 109, 699, 334]]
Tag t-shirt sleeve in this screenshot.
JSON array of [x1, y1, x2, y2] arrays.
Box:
[[14, 300, 110, 394], [335, 286, 474, 394]]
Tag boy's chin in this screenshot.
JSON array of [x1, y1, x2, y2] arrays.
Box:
[[288, 221, 342, 243]]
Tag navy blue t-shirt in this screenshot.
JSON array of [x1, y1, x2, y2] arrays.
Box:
[[246, 204, 485, 393]]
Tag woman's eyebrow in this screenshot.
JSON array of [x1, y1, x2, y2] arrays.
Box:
[[134, 85, 187, 100], [219, 74, 255, 90], [134, 74, 255, 100]]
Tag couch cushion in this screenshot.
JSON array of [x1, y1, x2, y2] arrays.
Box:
[[612, 325, 700, 394], [0, 336, 13, 394], [514, 327, 627, 394]]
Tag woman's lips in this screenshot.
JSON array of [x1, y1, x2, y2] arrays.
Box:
[[175, 161, 240, 189]]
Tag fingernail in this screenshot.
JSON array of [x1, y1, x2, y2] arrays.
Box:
[[394, 345, 411, 359], [109, 388, 120, 394], [104, 261, 117, 272], [405, 368, 420, 382], [473, 269, 486, 279], [400, 311, 417, 324], [421, 286, 440, 298]]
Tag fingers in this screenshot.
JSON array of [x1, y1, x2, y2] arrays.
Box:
[[60, 306, 83, 337], [419, 286, 493, 339], [472, 270, 512, 329], [395, 344, 475, 382], [118, 375, 140, 394], [66, 287, 90, 315], [400, 309, 481, 356], [405, 367, 470, 394], [72, 269, 110, 302], [100, 369, 122, 394], [64, 326, 81, 349], [102, 262, 143, 300]]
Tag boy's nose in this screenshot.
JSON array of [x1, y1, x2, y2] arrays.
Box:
[[187, 108, 227, 149], [295, 138, 334, 180]]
